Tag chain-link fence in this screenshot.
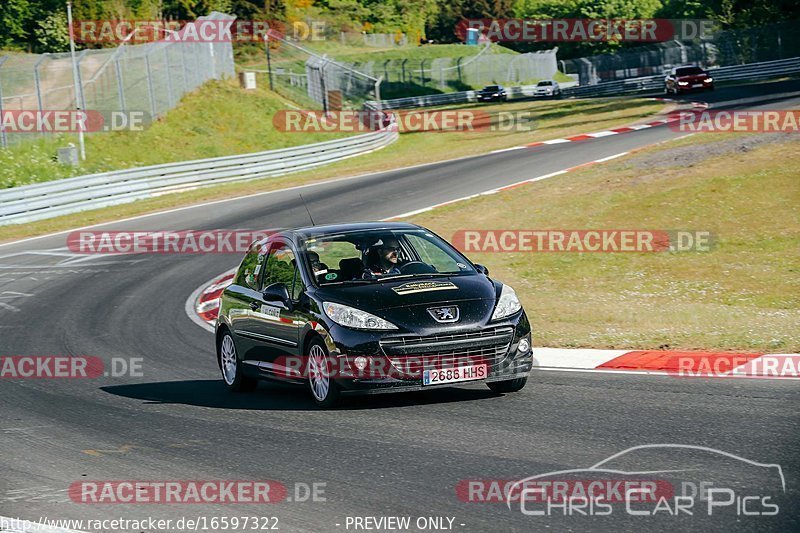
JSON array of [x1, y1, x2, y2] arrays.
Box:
[[562, 21, 800, 85], [347, 46, 558, 97], [0, 12, 235, 148], [264, 31, 381, 111], [262, 36, 557, 103]]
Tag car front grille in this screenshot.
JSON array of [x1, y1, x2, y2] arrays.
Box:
[[379, 327, 515, 377]]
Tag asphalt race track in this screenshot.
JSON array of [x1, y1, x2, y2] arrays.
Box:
[[1, 80, 799, 532]]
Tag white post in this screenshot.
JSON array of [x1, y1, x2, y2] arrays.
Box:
[[66, 1, 86, 161]]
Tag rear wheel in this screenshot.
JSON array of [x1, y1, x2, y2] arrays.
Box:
[[487, 376, 527, 393], [307, 338, 341, 408], [219, 331, 257, 392]]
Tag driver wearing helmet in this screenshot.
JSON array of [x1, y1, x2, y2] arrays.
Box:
[[363, 237, 403, 278]]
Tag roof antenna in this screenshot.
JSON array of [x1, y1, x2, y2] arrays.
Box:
[[299, 194, 316, 226]]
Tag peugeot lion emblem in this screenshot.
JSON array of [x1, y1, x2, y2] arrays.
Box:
[[427, 306, 460, 323]]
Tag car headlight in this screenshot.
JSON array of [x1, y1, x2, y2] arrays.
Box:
[[678, 81, 689, 85], [323, 302, 398, 330], [491, 284, 522, 321], [704, 77, 713, 83]]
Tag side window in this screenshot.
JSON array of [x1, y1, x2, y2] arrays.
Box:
[[262, 244, 303, 300], [236, 243, 267, 291]]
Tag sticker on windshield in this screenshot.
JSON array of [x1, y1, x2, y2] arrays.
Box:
[[325, 273, 338, 280], [392, 280, 458, 295], [457, 262, 468, 269]]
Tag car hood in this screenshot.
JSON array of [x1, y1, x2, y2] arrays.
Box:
[[677, 73, 708, 81], [315, 275, 500, 331]]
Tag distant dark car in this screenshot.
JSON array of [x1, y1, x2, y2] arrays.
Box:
[[216, 222, 532, 407], [477, 85, 508, 102], [665, 66, 714, 94]]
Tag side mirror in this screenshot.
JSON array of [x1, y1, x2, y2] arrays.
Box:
[[262, 282, 292, 309], [475, 264, 489, 276]]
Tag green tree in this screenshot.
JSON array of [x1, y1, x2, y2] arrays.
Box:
[[34, 10, 70, 52], [0, 0, 32, 49]]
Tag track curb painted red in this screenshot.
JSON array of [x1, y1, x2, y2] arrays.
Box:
[[188, 276, 798, 379]]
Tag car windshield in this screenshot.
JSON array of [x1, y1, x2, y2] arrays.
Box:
[[676, 67, 704, 76], [301, 228, 475, 286], [537, 80, 553, 86], [484, 85, 500, 91]]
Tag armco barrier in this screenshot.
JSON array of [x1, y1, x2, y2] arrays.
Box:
[[371, 57, 800, 108], [564, 57, 800, 98], [0, 124, 398, 225], [370, 81, 578, 110]]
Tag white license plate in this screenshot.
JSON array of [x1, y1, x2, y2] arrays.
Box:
[[423, 364, 487, 386], [693, 84, 703, 88]]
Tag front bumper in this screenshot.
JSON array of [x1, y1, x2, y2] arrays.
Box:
[[326, 312, 532, 395], [676, 81, 714, 91]]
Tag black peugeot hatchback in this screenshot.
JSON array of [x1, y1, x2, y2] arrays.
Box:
[[216, 222, 532, 407]]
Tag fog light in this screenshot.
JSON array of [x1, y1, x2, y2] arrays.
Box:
[[354, 356, 368, 371], [518, 338, 530, 353]]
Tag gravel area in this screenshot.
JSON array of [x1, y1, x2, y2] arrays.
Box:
[[628, 132, 798, 170]]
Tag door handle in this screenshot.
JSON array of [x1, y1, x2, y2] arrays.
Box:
[[250, 301, 260, 311]]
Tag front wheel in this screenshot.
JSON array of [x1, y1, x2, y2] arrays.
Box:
[[219, 331, 257, 392], [307, 338, 341, 408], [487, 376, 527, 393]]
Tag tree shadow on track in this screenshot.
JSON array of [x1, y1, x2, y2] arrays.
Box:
[[101, 379, 502, 411]]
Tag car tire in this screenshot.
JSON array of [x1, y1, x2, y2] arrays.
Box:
[[306, 337, 341, 408], [487, 376, 527, 393], [218, 331, 257, 392]]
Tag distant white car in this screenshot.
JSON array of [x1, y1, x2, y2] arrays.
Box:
[[533, 80, 561, 97]]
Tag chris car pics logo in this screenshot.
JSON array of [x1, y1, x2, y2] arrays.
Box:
[[503, 444, 784, 517]]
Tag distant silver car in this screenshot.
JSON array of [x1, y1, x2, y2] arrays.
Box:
[[533, 80, 561, 97]]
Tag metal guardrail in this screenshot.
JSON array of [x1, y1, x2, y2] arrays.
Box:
[[372, 58, 800, 108], [563, 57, 800, 98], [0, 125, 398, 225], [372, 82, 579, 110]]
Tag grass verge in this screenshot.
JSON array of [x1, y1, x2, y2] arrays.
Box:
[[0, 79, 351, 189], [404, 135, 800, 352]]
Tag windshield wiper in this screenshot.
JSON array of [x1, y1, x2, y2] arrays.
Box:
[[321, 279, 377, 286], [375, 273, 455, 282]]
